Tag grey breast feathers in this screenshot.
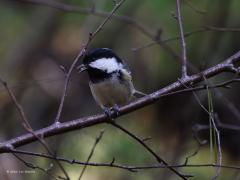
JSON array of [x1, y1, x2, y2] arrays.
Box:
[[89, 71, 134, 108]]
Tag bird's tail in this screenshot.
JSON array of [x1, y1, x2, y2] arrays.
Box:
[[133, 90, 147, 98]]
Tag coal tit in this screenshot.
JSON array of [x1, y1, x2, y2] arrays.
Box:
[[77, 48, 145, 118]]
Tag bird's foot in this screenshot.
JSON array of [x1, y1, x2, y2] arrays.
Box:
[[103, 104, 120, 121], [103, 107, 113, 120], [112, 104, 120, 116]]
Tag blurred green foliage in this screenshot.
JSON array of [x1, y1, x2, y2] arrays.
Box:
[[0, 0, 240, 179]]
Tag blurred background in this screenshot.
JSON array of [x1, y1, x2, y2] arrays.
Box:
[[0, 0, 240, 179]]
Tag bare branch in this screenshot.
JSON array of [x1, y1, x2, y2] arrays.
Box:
[[0, 78, 31, 128], [133, 25, 240, 52], [204, 78, 222, 179], [54, 0, 126, 123], [205, 25, 240, 32], [78, 130, 105, 180], [0, 78, 70, 179], [184, 0, 206, 14], [176, 0, 188, 78], [9, 148, 240, 172], [13, 153, 59, 180], [0, 50, 239, 154], [18, 0, 182, 64], [3, 2, 240, 179], [109, 121, 189, 179], [193, 113, 240, 132]]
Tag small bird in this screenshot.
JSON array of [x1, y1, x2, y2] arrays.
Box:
[[77, 48, 145, 118]]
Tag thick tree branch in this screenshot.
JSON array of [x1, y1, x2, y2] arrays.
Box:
[[0, 50, 239, 153], [4, 1, 240, 179]]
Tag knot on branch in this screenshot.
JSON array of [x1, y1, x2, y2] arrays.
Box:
[[225, 64, 240, 73], [0, 143, 14, 153]]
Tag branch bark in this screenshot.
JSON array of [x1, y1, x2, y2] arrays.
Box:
[[0, 50, 239, 153], [9, 148, 240, 171], [54, 0, 126, 123], [176, 0, 188, 78]]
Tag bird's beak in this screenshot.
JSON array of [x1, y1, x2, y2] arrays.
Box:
[[77, 64, 88, 73]]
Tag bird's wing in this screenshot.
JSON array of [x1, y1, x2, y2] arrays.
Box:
[[120, 65, 147, 98]]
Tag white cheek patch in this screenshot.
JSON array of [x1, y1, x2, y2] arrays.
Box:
[[89, 57, 122, 73]]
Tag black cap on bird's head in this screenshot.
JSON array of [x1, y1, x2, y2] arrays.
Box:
[[77, 48, 124, 82], [83, 48, 122, 64]]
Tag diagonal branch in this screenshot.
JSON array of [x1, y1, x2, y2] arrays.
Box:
[[54, 0, 126, 123], [0, 50, 239, 153], [13, 153, 59, 180], [78, 130, 105, 180], [0, 78, 70, 179], [109, 122, 189, 179], [19, 0, 181, 64]]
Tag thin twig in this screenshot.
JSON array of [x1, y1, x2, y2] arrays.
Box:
[[8, 148, 240, 171], [19, 0, 184, 67], [0, 78, 31, 128], [204, 77, 222, 180], [180, 75, 223, 179], [176, 0, 188, 78], [20, 0, 240, 73], [193, 122, 240, 132], [54, 0, 126, 123], [0, 50, 239, 153], [184, 133, 207, 165], [109, 121, 189, 179], [160, 78, 240, 98], [78, 130, 105, 180], [184, 0, 206, 14], [13, 153, 59, 180], [24, 126, 70, 180], [0, 78, 70, 180], [132, 25, 240, 52], [205, 25, 240, 32], [178, 73, 223, 179]]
